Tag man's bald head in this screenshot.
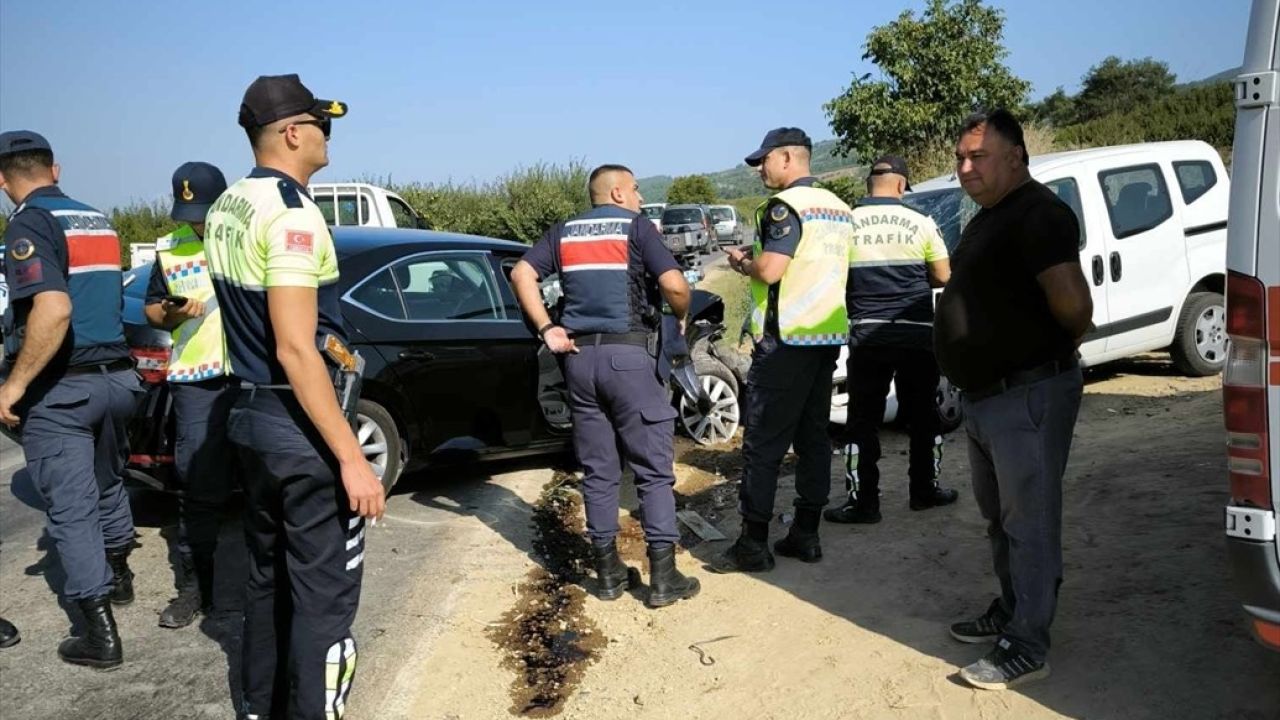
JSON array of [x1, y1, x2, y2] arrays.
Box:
[[588, 164, 642, 211]]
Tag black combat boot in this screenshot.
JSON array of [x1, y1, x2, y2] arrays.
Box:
[[105, 546, 134, 606], [709, 522, 775, 573], [590, 541, 637, 601], [159, 550, 214, 628], [0, 616, 19, 648], [773, 509, 823, 563], [58, 595, 123, 669], [823, 495, 882, 524], [909, 485, 960, 511], [645, 545, 701, 608]]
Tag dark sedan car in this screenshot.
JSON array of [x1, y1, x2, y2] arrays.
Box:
[[122, 227, 575, 494]]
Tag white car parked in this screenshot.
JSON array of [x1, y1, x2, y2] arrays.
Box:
[[833, 139, 1230, 432]]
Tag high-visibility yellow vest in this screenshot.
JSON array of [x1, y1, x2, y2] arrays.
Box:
[[155, 225, 228, 382], [749, 185, 855, 346]]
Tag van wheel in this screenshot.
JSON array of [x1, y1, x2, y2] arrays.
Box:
[[355, 399, 405, 495], [1170, 292, 1227, 376]]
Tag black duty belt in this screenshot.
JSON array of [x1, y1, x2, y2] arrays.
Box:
[[65, 358, 134, 375], [571, 332, 650, 348], [963, 356, 1079, 402]]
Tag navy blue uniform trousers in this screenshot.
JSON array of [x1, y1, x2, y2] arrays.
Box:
[[739, 336, 839, 524], [564, 342, 680, 547], [170, 377, 238, 556], [229, 388, 363, 720], [21, 368, 141, 600]]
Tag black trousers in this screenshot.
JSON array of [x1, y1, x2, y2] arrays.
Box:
[[170, 377, 238, 557], [739, 336, 839, 524], [228, 389, 363, 720], [842, 345, 942, 507]]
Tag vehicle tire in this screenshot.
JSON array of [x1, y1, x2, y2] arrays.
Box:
[[677, 354, 741, 446], [355, 398, 405, 495], [935, 376, 963, 434], [1169, 291, 1227, 377]]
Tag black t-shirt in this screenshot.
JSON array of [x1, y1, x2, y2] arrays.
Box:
[[933, 180, 1081, 390]]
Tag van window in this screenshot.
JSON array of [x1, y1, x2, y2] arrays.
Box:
[[314, 193, 371, 226], [1043, 178, 1088, 250], [1173, 161, 1218, 205], [1098, 164, 1173, 239]]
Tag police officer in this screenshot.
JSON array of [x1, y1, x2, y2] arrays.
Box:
[[143, 161, 233, 628], [510, 164, 701, 608], [0, 130, 141, 668], [716, 128, 854, 572], [825, 155, 959, 525], [204, 75, 383, 719]]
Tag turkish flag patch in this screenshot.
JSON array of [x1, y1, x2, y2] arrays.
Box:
[[12, 259, 44, 288], [285, 230, 314, 254]]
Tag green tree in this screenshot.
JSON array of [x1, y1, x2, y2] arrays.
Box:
[[1027, 87, 1077, 127], [825, 0, 1029, 171], [1074, 56, 1176, 124], [666, 175, 717, 204], [819, 175, 866, 208]]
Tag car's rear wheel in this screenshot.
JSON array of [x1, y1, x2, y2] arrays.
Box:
[[355, 399, 404, 495], [1170, 291, 1227, 376], [678, 355, 741, 445]]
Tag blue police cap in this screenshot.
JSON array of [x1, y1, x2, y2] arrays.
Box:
[[0, 130, 52, 158], [744, 127, 812, 166], [171, 162, 229, 223]]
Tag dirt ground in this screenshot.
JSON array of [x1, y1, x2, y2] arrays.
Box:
[[401, 356, 1280, 720]]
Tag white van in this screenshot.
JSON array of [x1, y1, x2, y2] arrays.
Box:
[[1223, 0, 1280, 653], [832, 140, 1230, 430], [308, 182, 429, 229]]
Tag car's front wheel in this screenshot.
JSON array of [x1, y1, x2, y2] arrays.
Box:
[[677, 354, 741, 445], [1170, 291, 1227, 376], [355, 399, 405, 495]]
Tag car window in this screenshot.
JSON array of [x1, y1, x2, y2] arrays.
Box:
[[348, 268, 406, 319], [709, 207, 734, 222], [662, 208, 703, 225], [1173, 160, 1218, 205], [387, 196, 419, 228], [1043, 178, 1088, 250], [1098, 164, 1173, 239], [391, 254, 504, 321], [641, 206, 664, 220], [314, 193, 371, 226], [903, 188, 979, 254]]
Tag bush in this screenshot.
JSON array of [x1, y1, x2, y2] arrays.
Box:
[[667, 175, 718, 204], [1056, 83, 1233, 151]]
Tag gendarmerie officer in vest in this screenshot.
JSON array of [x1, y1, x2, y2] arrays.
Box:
[[510, 164, 701, 608], [143, 162, 233, 629], [205, 75, 383, 719], [0, 130, 142, 668], [825, 155, 959, 525], [715, 128, 854, 572]]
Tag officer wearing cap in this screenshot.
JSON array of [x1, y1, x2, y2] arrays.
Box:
[[510, 164, 701, 608], [716, 128, 854, 573], [825, 154, 959, 525], [204, 75, 381, 719], [0, 130, 142, 668], [142, 161, 233, 629]]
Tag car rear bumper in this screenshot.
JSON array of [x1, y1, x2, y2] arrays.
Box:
[[1226, 534, 1280, 650]]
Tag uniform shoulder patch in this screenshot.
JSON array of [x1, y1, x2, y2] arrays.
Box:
[[10, 237, 35, 260], [769, 203, 790, 223], [277, 180, 303, 209], [285, 230, 314, 254], [768, 222, 792, 240]]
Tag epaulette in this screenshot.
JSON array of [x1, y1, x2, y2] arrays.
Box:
[[277, 180, 303, 209]]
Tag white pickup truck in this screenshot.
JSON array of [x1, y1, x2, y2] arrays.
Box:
[[832, 139, 1230, 431], [126, 182, 428, 267]]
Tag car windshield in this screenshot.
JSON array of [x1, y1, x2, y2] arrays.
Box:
[[641, 206, 664, 219], [903, 188, 979, 253], [709, 207, 734, 222], [662, 209, 703, 225]]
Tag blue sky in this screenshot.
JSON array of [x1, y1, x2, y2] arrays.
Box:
[[0, 0, 1253, 211]]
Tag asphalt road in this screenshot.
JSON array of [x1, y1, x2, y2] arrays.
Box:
[[0, 434, 558, 720]]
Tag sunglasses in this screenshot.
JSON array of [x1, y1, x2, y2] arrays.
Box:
[[279, 118, 331, 140]]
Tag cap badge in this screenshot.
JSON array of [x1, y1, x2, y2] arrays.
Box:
[[181, 180, 195, 202], [327, 101, 345, 116]]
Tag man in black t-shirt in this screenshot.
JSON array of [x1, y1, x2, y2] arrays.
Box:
[[933, 110, 1093, 691]]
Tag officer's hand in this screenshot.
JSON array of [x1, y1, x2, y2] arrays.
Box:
[[0, 382, 24, 427], [543, 326, 579, 354], [168, 298, 206, 321], [341, 458, 385, 521]]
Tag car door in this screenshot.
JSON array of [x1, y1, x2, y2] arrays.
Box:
[[1092, 160, 1189, 353], [1039, 174, 1110, 362], [344, 249, 530, 459]]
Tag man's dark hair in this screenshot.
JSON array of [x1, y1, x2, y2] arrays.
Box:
[[960, 108, 1028, 164], [0, 148, 54, 178], [588, 163, 633, 187]]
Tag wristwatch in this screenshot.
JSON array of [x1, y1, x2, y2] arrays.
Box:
[[537, 322, 555, 339]]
